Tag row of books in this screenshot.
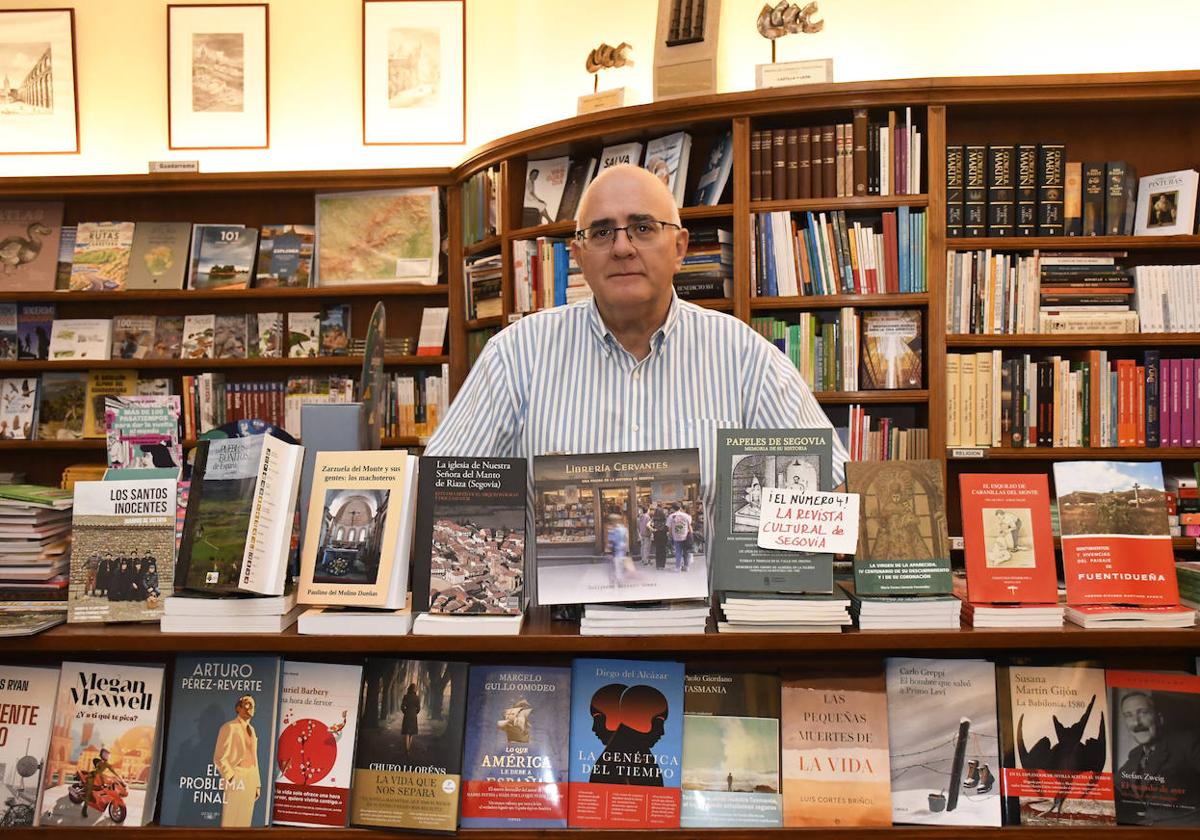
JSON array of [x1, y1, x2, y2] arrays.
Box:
[[2, 372, 169, 440], [751, 309, 924, 392], [674, 224, 732, 300], [5, 656, 1196, 830], [463, 253, 501, 320], [752, 207, 928, 297], [750, 107, 923, 201], [461, 164, 500, 245], [511, 236, 585, 313], [843, 405, 929, 461]]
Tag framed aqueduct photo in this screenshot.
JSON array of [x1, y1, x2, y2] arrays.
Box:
[[0, 8, 79, 154]]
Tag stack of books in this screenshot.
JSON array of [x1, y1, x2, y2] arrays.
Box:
[[300, 599, 415, 635], [579, 601, 710, 636], [412, 611, 524, 636], [717, 591, 851, 633], [961, 601, 1065, 628], [842, 582, 962, 630], [161, 589, 301, 634], [0, 485, 72, 594], [1064, 603, 1196, 629]]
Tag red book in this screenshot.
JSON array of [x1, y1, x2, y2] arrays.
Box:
[[881, 211, 898, 293], [1053, 460, 1180, 607], [1160, 357, 1174, 449], [1183, 358, 1196, 447], [959, 473, 1057, 604], [1088, 349, 1102, 447], [1135, 365, 1146, 447], [1117, 359, 1135, 446]]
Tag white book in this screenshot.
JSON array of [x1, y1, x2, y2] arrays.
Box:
[[1133, 168, 1198, 236], [164, 590, 297, 616], [597, 141, 644, 173], [643, 130, 692, 206], [416, 306, 449, 355], [522, 156, 570, 226], [180, 313, 215, 359], [48, 319, 112, 360], [297, 604, 413, 636], [240, 434, 305, 595], [412, 612, 524, 636], [0, 664, 59, 826], [161, 605, 303, 633], [718, 622, 842, 633]]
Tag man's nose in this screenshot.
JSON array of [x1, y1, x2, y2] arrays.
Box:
[[611, 227, 637, 256]]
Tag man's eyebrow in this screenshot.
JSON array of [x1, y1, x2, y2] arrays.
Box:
[[583, 217, 616, 229]]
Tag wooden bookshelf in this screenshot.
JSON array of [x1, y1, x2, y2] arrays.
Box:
[[0, 354, 448, 372], [2, 828, 1195, 839], [946, 234, 1200, 250], [947, 447, 1200, 460], [815, 390, 929, 404], [752, 292, 930, 311], [947, 333, 1200, 348], [0, 283, 449, 304], [750, 194, 929, 213]]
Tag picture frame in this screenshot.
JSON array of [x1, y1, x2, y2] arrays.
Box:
[[167, 4, 269, 150], [653, 0, 722, 101], [362, 0, 465, 145], [0, 8, 79, 155]]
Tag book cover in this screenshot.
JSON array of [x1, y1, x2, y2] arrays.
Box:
[[180, 314, 215, 359], [188, 224, 258, 290], [125, 222, 191, 290], [16, 303, 54, 361], [68, 478, 175, 623], [39, 661, 166, 826], [160, 655, 282, 827], [110, 315, 156, 360], [958, 473, 1057, 605], [1083, 161, 1107, 235], [782, 669, 892, 827], [319, 304, 351, 356], [104, 395, 182, 471], [945, 144, 965, 237], [149, 315, 184, 359], [1052, 461, 1179, 606], [886, 657, 1001, 826], [0, 201, 63, 292], [212, 314, 248, 359], [597, 141, 644, 173], [272, 661, 364, 827], [0, 664, 60, 826], [845, 460, 952, 595], [568, 658, 685, 829], [256, 224, 315, 288], [248, 312, 284, 358], [37, 372, 86, 440], [1106, 161, 1138, 236], [533, 448, 708, 606], [411, 455, 526, 614], [555, 158, 597, 222], [0, 376, 37, 440], [644, 131, 692, 206], [287, 311, 319, 358], [711, 428, 835, 594], [48, 318, 112, 360], [692, 129, 733, 206], [70, 221, 135, 291], [55, 225, 76, 289], [1000, 663, 1115, 826], [0, 303, 16, 360], [681, 671, 781, 828], [460, 665, 570, 828], [986, 145, 1016, 237], [860, 309, 923, 389], [522, 157, 570, 227], [1107, 670, 1200, 826], [1038, 145, 1066, 236], [350, 658, 469, 833], [1016, 145, 1039, 236], [964, 145, 986, 237], [1133, 169, 1199, 236], [83, 370, 137, 438], [298, 450, 417, 609]]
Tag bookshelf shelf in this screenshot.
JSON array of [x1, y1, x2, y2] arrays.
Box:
[[679, 202, 736, 220], [946, 446, 1200, 460], [946, 333, 1200, 348], [689, 297, 735, 311], [0, 283, 449, 304], [750, 195, 929, 214], [945, 235, 1200, 250], [0, 354, 448, 373], [465, 315, 504, 330], [463, 235, 502, 256], [0, 436, 427, 452], [815, 389, 929, 404], [752, 292, 930, 310]]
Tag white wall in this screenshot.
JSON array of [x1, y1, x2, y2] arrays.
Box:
[[3, 0, 1198, 178]]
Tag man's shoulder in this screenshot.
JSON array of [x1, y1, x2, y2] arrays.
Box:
[[675, 299, 776, 350]]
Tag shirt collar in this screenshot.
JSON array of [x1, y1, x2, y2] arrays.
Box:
[[587, 291, 682, 356]]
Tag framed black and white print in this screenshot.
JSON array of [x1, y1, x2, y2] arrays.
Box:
[[168, 4, 269, 149], [0, 8, 79, 154]]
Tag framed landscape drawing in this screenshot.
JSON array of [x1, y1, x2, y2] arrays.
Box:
[[168, 4, 269, 149], [362, 0, 465, 145], [0, 8, 79, 154]]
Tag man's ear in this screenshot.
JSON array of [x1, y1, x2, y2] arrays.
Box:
[[569, 237, 582, 266], [673, 224, 689, 265]]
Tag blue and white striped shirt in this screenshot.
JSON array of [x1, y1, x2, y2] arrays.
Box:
[[426, 293, 849, 515]]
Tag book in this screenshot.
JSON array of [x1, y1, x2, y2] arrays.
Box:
[[522, 157, 570, 227], [287, 311, 319, 357], [533, 448, 708, 606], [964, 145, 986, 237], [460, 665, 571, 828], [55, 226, 76, 289], [945, 145, 965, 237], [681, 671, 782, 827], [711, 428, 835, 594], [1016, 145, 1039, 236], [411, 455, 526, 614], [70, 221, 135, 291], [1052, 461, 1179, 606], [568, 657, 685, 829], [643, 131, 692, 207], [1083, 161, 1107, 235], [1000, 662, 1115, 826], [416, 306, 448, 357], [212, 314, 248, 359], [188, 224, 258, 290], [181, 314, 215, 359], [159, 655, 282, 827], [692, 129, 733, 206], [986, 145, 1015, 237], [125, 222, 191, 290], [859, 309, 923, 389], [104, 395, 182, 471], [319, 304, 351, 356], [272, 661, 364, 826], [255, 224, 315, 287], [1038, 145, 1066, 236], [297, 603, 414, 635], [0, 302, 16, 359], [1106, 161, 1139, 236], [958, 473, 1057, 605], [886, 657, 1001, 826], [248, 312, 284, 358], [150, 315, 184, 359], [16, 303, 53, 361], [36, 372, 86, 440], [845, 460, 952, 595], [0, 377, 37, 440], [298, 450, 418, 610], [782, 668, 892, 827], [350, 658, 469, 833], [83, 370, 137, 438], [110, 315, 156, 360], [597, 141, 644, 173], [48, 318, 113, 360], [0, 664, 60, 826], [556, 158, 598, 222], [67, 477, 175, 623], [0, 201, 63, 292], [1133, 169, 1199, 236], [1065, 160, 1083, 236], [1106, 670, 1200, 826], [39, 661, 167, 826]]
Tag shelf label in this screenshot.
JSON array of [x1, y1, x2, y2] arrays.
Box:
[[950, 447, 986, 459], [149, 160, 199, 173], [950, 536, 965, 551]]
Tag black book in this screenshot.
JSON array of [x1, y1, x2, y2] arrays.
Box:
[[1144, 350, 1160, 448], [1082, 161, 1106, 235], [986, 145, 1016, 237], [1037, 361, 1053, 447], [556, 158, 596, 222], [1015, 145, 1039, 236], [945, 144, 965, 237], [1036, 144, 1066, 236], [1105, 161, 1139, 236], [1010, 358, 1025, 447], [964, 145, 987, 237]]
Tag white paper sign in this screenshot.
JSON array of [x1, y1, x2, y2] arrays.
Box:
[[757, 489, 860, 554]]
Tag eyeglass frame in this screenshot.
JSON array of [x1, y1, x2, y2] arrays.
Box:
[[572, 218, 683, 249]]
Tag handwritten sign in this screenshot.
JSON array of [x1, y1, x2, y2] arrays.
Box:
[[756, 489, 860, 555]]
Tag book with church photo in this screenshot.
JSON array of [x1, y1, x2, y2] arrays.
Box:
[[859, 309, 923, 390]]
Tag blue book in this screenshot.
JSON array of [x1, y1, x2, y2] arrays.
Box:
[[897, 206, 911, 293], [763, 216, 777, 297], [460, 665, 571, 828], [567, 658, 685, 829], [160, 654, 282, 827], [553, 241, 569, 306]]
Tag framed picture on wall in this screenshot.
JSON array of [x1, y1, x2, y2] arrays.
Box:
[[0, 8, 79, 154], [362, 0, 466, 145], [167, 4, 269, 149]]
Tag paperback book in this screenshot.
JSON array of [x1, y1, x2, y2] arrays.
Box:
[[83, 370, 137, 438], [69, 221, 134, 291], [0, 201, 63, 292], [104, 395, 182, 471], [48, 318, 112, 360], [111, 315, 156, 359], [522, 157, 570, 227], [319, 305, 350, 356], [16, 303, 53, 361], [249, 312, 284, 358], [188, 224, 258, 290], [150, 316, 184, 359], [859, 309, 923, 389], [36, 373, 86, 440], [0, 377, 37, 440], [643, 131, 692, 206], [256, 224, 315, 287], [287, 311, 320, 357], [159, 655, 282, 828], [0, 303, 15, 359], [181, 314, 216, 359], [126, 222, 191, 290], [692, 129, 734, 206], [213, 314, 248, 359], [959, 473, 1057, 604], [0, 664, 60, 826]]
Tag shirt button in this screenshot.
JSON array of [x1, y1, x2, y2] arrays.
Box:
[[633, 371, 641, 380], [632, 424, 640, 432]]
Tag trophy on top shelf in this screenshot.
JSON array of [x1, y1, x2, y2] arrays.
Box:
[[578, 41, 634, 115], [755, 1, 833, 89]]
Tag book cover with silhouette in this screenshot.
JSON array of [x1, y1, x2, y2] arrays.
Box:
[[0, 201, 64, 293], [959, 473, 1057, 605], [712, 429, 835, 594], [16, 303, 54, 361], [681, 671, 782, 827], [0, 664, 60, 826], [781, 668, 892, 827], [1106, 670, 1200, 826], [885, 657, 1001, 826], [459, 665, 570, 828], [272, 661, 364, 827], [567, 657, 685, 829], [38, 661, 166, 827], [350, 658, 469, 833], [999, 662, 1115, 826], [159, 655, 282, 827]]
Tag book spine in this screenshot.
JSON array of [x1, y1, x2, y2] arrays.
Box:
[[1186, 358, 1197, 448], [946, 353, 961, 446], [852, 109, 868, 196], [1082, 161, 1106, 235], [773, 129, 787, 201], [810, 126, 823, 198], [1120, 163, 1139, 236], [1136, 365, 1146, 447], [945, 144, 965, 238], [1169, 357, 1182, 448], [986, 145, 1016, 237], [1015, 144, 1038, 237], [785, 127, 799, 200], [1145, 350, 1160, 448], [1105, 160, 1132, 235], [798, 126, 812, 199], [1064, 161, 1083, 236], [964, 145, 987, 237], [751, 131, 764, 202], [834, 123, 846, 198], [1036, 144, 1065, 236], [821, 124, 836, 199]]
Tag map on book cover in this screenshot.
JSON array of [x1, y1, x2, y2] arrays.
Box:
[[315, 187, 439, 285]]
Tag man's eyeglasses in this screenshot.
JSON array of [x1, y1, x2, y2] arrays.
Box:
[[574, 219, 682, 250]]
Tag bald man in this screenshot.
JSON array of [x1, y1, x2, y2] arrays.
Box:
[[427, 164, 847, 554]]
